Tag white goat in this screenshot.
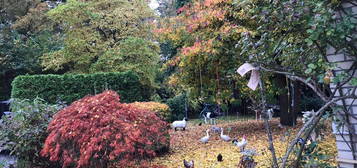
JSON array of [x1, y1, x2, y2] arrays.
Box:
[[172, 118, 187, 131]]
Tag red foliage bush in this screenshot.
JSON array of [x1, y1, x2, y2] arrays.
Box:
[[41, 90, 170, 168]]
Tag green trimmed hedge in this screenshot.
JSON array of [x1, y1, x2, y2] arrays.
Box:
[[11, 71, 151, 104]]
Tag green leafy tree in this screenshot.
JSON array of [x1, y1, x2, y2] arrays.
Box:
[[0, 31, 63, 75], [0, 0, 40, 23], [41, 0, 160, 87], [91, 37, 160, 87], [0, 1, 54, 74], [0, 1, 62, 100], [10, 1, 56, 35]]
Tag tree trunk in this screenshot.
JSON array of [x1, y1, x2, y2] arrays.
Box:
[[276, 74, 290, 126], [276, 74, 300, 126], [292, 81, 301, 126], [231, 80, 241, 115]]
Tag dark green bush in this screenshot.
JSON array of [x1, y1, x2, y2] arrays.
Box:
[[0, 98, 65, 167], [300, 95, 324, 111], [167, 94, 186, 121], [11, 71, 151, 104]]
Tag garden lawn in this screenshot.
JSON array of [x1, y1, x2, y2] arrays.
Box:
[[150, 118, 337, 167]]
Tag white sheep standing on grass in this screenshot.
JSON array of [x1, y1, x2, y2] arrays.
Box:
[[172, 118, 188, 131]]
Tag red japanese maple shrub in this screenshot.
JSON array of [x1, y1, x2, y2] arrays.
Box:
[[41, 90, 170, 168]]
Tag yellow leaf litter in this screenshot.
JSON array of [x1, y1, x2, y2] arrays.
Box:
[[150, 119, 337, 167]]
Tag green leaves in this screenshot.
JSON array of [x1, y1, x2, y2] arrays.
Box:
[[308, 63, 316, 69], [0, 30, 62, 75], [91, 37, 160, 87], [297, 139, 335, 168], [167, 94, 187, 121], [42, 0, 157, 76], [350, 78, 357, 86], [305, 38, 314, 46], [305, 64, 317, 74], [332, 72, 348, 84], [0, 98, 64, 166]]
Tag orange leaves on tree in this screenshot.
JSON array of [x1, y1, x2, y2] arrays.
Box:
[[155, 0, 252, 100], [129, 102, 171, 121], [203, 0, 227, 7], [181, 39, 216, 57], [41, 90, 170, 168]]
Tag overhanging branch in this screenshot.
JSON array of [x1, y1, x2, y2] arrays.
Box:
[[259, 66, 328, 102], [281, 94, 357, 167]]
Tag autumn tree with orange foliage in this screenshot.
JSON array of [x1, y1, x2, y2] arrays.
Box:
[[156, 0, 267, 105], [41, 90, 170, 168]]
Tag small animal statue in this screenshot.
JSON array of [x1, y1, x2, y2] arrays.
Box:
[[297, 138, 305, 146], [255, 108, 274, 120], [267, 108, 274, 120], [210, 126, 221, 133], [220, 128, 231, 141], [254, 109, 261, 120], [204, 112, 217, 125], [172, 118, 188, 131], [183, 159, 194, 168], [278, 123, 284, 129], [217, 154, 223, 162], [237, 149, 257, 168], [200, 129, 210, 143], [233, 135, 248, 152], [302, 110, 321, 141]]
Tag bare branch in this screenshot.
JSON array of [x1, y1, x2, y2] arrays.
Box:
[[259, 66, 329, 102], [281, 94, 357, 167], [258, 76, 279, 167], [345, 0, 357, 6]]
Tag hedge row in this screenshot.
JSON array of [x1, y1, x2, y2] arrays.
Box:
[[11, 71, 151, 104]]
